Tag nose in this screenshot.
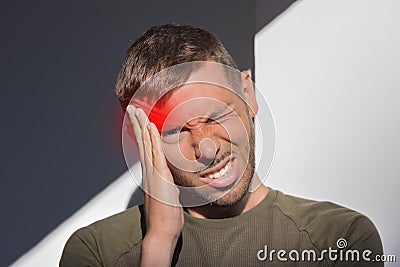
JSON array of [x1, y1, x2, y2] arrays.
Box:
[[195, 137, 219, 165]]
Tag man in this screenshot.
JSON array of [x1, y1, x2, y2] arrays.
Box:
[[60, 24, 383, 266]]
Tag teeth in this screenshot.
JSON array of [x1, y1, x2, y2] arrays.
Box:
[[208, 161, 232, 179]]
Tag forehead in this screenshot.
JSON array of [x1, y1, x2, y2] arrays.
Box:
[[160, 83, 237, 126], [166, 82, 234, 107], [164, 61, 241, 106]]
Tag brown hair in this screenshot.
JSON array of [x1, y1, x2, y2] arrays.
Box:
[[115, 24, 238, 111]]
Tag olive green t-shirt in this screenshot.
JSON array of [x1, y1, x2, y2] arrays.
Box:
[[60, 188, 383, 266]]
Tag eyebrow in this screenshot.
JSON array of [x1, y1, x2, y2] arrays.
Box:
[[208, 104, 230, 119]]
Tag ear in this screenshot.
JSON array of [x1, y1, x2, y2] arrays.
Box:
[[241, 70, 258, 118]]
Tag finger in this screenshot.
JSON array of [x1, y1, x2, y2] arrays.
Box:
[[149, 122, 181, 204], [135, 108, 153, 175], [149, 122, 174, 183], [127, 105, 146, 171], [129, 106, 151, 191]]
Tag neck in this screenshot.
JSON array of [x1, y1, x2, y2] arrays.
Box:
[[186, 174, 269, 219]]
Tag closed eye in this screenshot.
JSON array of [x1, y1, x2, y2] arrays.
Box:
[[209, 110, 234, 122], [161, 128, 180, 137]]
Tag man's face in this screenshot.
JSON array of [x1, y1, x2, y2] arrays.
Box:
[[157, 80, 256, 207]]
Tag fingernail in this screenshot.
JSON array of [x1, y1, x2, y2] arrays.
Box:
[[134, 108, 141, 117], [127, 105, 133, 114]]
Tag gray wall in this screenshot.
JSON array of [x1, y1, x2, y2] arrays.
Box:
[[2, 1, 297, 265]]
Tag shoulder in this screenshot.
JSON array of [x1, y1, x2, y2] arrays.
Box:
[[271, 189, 382, 253], [60, 205, 144, 267]]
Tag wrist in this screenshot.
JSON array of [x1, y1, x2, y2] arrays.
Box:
[[143, 232, 179, 249], [140, 233, 179, 267]]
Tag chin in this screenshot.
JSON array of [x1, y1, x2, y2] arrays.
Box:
[[209, 174, 252, 207]]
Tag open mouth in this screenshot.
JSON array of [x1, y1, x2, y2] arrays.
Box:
[[199, 157, 239, 188], [205, 160, 233, 179]]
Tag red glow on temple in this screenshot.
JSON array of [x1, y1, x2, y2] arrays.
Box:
[[148, 105, 170, 132]]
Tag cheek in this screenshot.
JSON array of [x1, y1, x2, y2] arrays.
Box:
[[162, 139, 194, 166], [220, 116, 250, 147]]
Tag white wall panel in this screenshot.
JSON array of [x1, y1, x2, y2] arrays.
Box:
[[255, 0, 400, 260]]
